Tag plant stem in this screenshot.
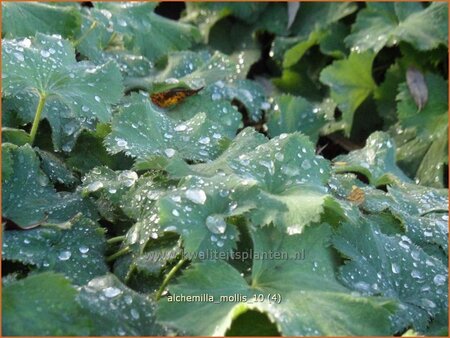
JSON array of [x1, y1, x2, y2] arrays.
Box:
[[106, 246, 131, 262], [29, 93, 47, 145], [106, 235, 126, 245], [156, 258, 187, 301], [73, 21, 97, 48]]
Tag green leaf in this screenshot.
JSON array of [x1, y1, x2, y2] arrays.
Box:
[[2, 33, 123, 151], [320, 51, 377, 135], [334, 131, 411, 186], [2, 217, 108, 285], [2, 272, 92, 336], [66, 128, 134, 175], [105, 94, 233, 163], [77, 274, 167, 335], [1, 127, 31, 146], [289, 2, 357, 38], [346, 2, 448, 53], [332, 218, 448, 332], [395, 73, 448, 187], [266, 94, 327, 143], [2, 144, 96, 228], [2, 2, 81, 39], [95, 2, 200, 63], [163, 127, 267, 178], [36, 149, 78, 187], [157, 224, 395, 336], [229, 132, 331, 233]]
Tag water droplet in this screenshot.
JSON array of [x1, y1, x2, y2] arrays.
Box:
[[185, 189, 207, 205], [275, 152, 284, 161], [174, 124, 187, 132], [58, 251, 72, 261], [87, 181, 103, 192], [301, 160, 311, 170], [391, 262, 400, 274], [118, 171, 138, 187], [116, 139, 128, 148], [130, 308, 140, 319], [172, 209, 180, 217], [206, 214, 227, 234], [124, 295, 133, 304], [103, 286, 122, 298], [164, 148, 176, 158], [79, 246, 89, 254], [94, 95, 101, 102], [13, 52, 24, 62], [433, 274, 446, 286], [199, 136, 210, 145], [40, 50, 50, 58]]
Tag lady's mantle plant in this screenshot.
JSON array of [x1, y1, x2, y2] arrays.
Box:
[[2, 2, 448, 336]]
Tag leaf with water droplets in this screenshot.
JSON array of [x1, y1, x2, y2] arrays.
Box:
[[2, 217, 108, 285], [332, 218, 448, 332], [36, 149, 78, 187], [2, 144, 96, 228], [94, 2, 200, 63], [334, 131, 411, 186], [345, 2, 448, 53], [158, 175, 255, 255], [77, 274, 166, 335], [229, 132, 332, 233], [105, 94, 232, 164], [2, 2, 81, 39], [157, 224, 395, 335], [266, 94, 326, 143], [2, 272, 92, 336], [2, 33, 123, 151]]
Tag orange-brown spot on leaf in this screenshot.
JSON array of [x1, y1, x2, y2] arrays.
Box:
[[347, 185, 365, 205]]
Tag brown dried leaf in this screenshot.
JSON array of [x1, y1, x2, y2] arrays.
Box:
[[406, 67, 428, 111]]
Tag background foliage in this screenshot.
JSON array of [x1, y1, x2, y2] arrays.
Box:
[[2, 2, 448, 336]]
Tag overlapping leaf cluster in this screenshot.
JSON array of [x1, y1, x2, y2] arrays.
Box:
[[2, 2, 448, 337]]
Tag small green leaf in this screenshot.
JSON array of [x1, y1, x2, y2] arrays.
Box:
[[2, 217, 108, 285], [1, 127, 31, 146], [2, 272, 92, 336], [320, 51, 377, 135], [266, 94, 326, 143], [346, 2, 448, 53], [334, 131, 411, 186]]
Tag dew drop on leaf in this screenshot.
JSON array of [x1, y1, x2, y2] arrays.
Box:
[[58, 250, 71, 261], [87, 181, 104, 192], [79, 246, 89, 254], [103, 286, 122, 298], [185, 189, 207, 205], [391, 262, 400, 274], [433, 274, 446, 286], [206, 215, 227, 234]]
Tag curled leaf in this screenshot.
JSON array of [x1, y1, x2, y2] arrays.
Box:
[[150, 86, 204, 108], [406, 67, 428, 110]]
